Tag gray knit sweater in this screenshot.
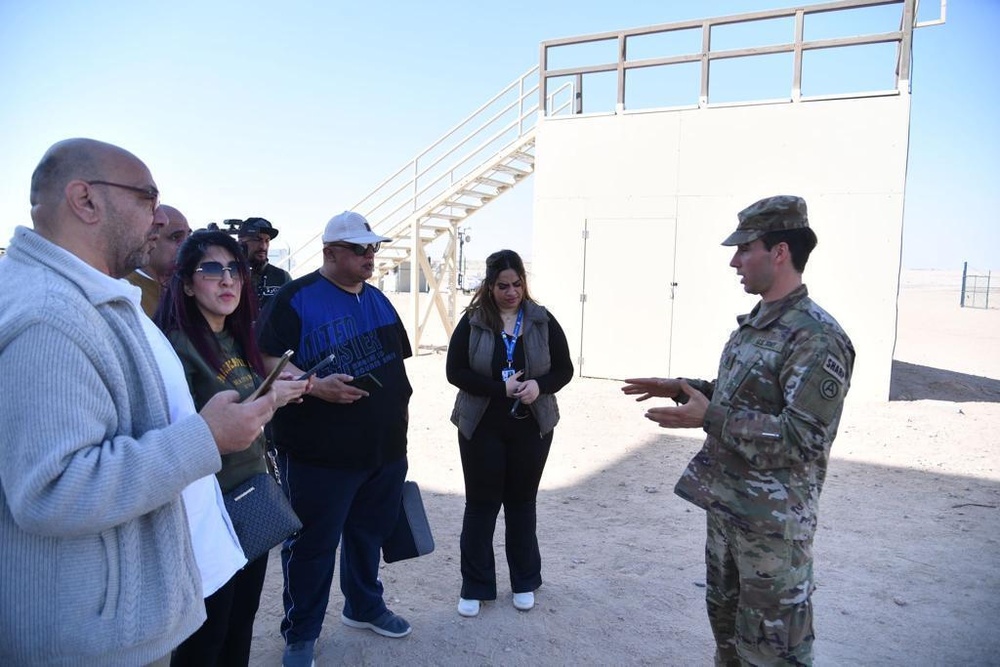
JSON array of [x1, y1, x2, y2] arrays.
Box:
[[0, 227, 221, 665]]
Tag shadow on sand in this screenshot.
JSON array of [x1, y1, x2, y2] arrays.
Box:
[[250, 429, 1000, 666], [889, 360, 1000, 402]]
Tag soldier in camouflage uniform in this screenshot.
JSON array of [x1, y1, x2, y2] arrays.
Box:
[[622, 195, 855, 666]]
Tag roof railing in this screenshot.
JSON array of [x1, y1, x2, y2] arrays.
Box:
[[539, 0, 944, 115]]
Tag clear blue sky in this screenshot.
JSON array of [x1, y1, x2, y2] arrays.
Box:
[[1, 0, 996, 270]]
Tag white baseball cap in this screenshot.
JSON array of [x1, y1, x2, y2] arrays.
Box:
[[322, 211, 392, 245]]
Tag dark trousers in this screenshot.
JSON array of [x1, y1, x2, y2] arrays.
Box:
[[458, 413, 553, 600], [278, 452, 407, 645], [171, 553, 269, 667]]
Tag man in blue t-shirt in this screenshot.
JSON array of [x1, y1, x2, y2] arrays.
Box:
[[257, 211, 414, 667]]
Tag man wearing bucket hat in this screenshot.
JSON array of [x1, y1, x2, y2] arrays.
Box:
[[256, 211, 414, 666], [237, 217, 291, 310], [622, 195, 855, 666]]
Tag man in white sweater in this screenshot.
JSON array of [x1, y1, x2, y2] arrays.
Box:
[[0, 138, 276, 665]]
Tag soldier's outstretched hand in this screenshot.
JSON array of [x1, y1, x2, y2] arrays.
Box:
[[643, 380, 708, 429], [621, 377, 681, 402]]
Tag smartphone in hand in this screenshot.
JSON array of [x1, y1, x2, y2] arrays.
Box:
[[297, 353, 336, 381], [346, 373, 382, 393], [245, 350, 294, 402]]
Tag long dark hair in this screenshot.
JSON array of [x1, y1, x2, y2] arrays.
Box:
[[154, 230, 265, 376], [466, 249, 534, 332]]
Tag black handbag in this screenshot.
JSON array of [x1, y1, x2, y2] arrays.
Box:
[[382, 481, 435, 563], [223, 471, 302, 562]]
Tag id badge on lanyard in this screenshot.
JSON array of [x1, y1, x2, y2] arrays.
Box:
[[500, 309, 523, 381]]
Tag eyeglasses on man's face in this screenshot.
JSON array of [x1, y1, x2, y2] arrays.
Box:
[[330, 242, 381, 256], [85, 180, 160, 211], [195, 261, 243, 281]]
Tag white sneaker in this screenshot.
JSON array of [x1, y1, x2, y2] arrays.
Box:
[[512, 591, 535, 611], [457, 597, 481, 617]]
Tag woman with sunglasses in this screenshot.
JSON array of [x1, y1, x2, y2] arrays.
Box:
[[155, 230, 310, 665], [445, 249, 574, 618]]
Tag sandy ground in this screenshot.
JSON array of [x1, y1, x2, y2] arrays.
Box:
[[250, 270, 1000, 666]]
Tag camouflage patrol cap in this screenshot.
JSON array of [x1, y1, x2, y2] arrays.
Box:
[[721, 195, 809, 246]]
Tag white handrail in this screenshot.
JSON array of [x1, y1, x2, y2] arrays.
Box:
[[289, 66, 549, 269]]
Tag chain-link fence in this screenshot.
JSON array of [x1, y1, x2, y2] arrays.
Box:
[[960, 262, 994, 308]]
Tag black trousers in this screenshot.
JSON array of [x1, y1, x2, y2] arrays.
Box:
[[458, 411, 553, 600], [171, 552, 269, 667]]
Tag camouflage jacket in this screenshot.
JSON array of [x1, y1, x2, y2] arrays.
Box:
[[673, 285, 855, 540]]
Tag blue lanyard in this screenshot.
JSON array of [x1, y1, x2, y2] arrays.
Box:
[[500, 309, 523, 369]]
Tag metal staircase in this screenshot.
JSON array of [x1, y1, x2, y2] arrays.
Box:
[[287, 65, 573, 351]]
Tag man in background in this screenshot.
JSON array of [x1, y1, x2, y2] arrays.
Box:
[[238, 216, 291, 311], [622, 195, 855, 666], [0, 138, 274, 665], [125, 203, 191, 316]]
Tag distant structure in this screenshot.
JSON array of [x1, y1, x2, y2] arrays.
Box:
[[529, 0, 944, 402], [286, 0, 943, 401]]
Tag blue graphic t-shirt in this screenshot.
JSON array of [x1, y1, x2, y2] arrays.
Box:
[[256, 272, 412, 468]]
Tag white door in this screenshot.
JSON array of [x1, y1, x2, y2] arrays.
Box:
[[579, 217, 676, 380]]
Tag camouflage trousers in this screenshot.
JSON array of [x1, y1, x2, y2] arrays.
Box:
[[705, 511, 815, 667]]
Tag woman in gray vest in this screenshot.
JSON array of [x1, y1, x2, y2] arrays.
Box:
[[446, 249, 574, 618]]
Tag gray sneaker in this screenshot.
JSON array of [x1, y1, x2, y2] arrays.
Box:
[[282, 639, 316, 667], [341, 610, 412, 638]]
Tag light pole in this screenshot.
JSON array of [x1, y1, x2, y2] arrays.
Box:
[[458, 227, 471, 291]]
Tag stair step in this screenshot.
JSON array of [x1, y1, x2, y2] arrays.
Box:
[[458, 189, 495, 201], [393, 231, 448, 242], [444, 199, 483, 209], [476, 176, 514, 189], [424, 212, 465, 221], [386, 230, 446, 242], [494, 163, 532, 176]]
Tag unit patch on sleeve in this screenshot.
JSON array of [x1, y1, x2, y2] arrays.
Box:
[[823, 354, 847, 385], [820, 377, 840, 399]]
